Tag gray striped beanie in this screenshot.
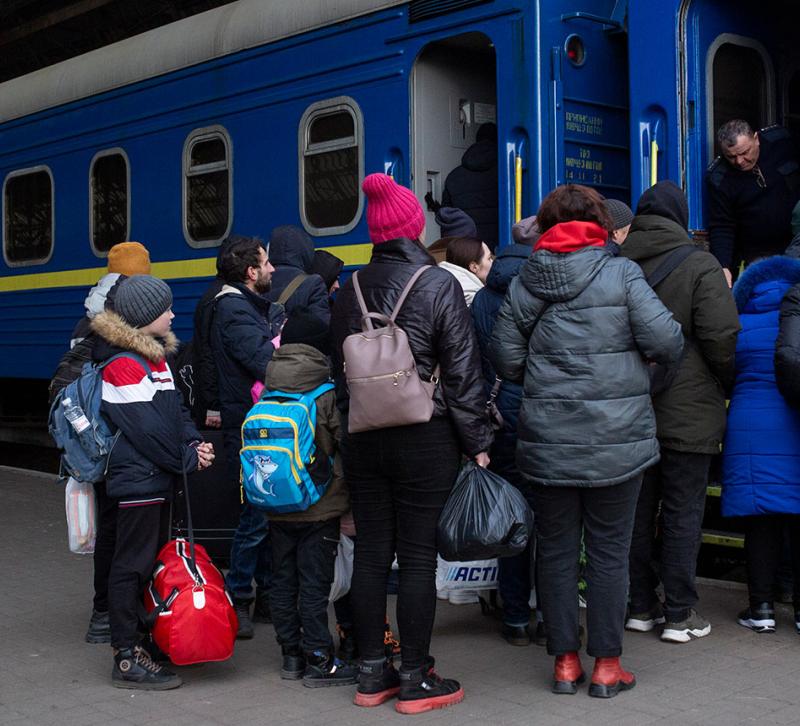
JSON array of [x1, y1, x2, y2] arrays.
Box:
[[115, 275, 173, 328]]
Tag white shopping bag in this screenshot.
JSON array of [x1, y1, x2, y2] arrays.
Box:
[[329, 534, 354, 602], [65, 477, 96, 554], [435, 555, 498, 593]]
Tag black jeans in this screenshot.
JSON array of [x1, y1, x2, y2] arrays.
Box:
[[269, 519, 340, 652], [532, 475, 642, 658], [108, 502, 169, 649], [628, 449, 711, 622], [342, 417, 461, 669], [92, 480, 117, 612], [744, 514, 800, 606]]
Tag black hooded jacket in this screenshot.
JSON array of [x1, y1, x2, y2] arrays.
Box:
[[330, 238, 493, 456], [442, 138, 499, 249], [265, 225, 330, 324], [622, 181, 740, 453]]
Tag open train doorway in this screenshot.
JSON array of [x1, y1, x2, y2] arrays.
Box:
[[410, 32, 497, 251]]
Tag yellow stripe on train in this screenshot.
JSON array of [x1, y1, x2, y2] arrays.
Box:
[[0, 242, 374, 292]]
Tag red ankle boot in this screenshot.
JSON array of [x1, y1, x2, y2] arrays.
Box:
[[588, 657, 636, 698], [552, 652, 585, 694]]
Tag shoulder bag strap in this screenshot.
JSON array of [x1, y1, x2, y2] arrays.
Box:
[[390, 265, 432, 322], [277, 273, 309, 306], [646, 246, 702, 289]]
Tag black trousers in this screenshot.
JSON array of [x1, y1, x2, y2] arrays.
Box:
[[92, 480, 117, 613], [269, 519, 340, 653], [745, 514, 800, 606], [108, 502, 169, 649], [342, 417, 461, 670], [628, 449, 711, 622], [532, 475, 642, 658]]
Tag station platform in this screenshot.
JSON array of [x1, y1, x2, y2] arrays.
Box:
[[2, 464, 799, 726]]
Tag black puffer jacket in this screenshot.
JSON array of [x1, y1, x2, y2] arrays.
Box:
[[776, 265, 800, 408], [265, 225, 330, 324], [211, 283, 285, 429], [490, 223, 684, 487], [331, 238, 493, 456]]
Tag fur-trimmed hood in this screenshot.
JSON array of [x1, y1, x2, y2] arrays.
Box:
[[733, 255, 800, 313], [90, 310, 179, 362]]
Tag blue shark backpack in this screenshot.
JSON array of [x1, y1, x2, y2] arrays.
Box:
[[48, 352, 152, 483], [240, 382, 335, 513]]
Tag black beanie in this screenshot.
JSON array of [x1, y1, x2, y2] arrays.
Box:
[[435, 207, 478, 239], [115, 275, 173, 328], [311, 249, 344, 291], [281, 309, 330, 356], [635, 180, 690, 231]]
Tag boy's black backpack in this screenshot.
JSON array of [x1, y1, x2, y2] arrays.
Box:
[[48, 336, 96, 405], [644, 245, 702, 395]]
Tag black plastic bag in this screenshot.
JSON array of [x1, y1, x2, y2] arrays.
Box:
[[437, 462, 534, 561]]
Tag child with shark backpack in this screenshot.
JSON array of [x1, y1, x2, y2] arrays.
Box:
[[241, 308, 356, 687]]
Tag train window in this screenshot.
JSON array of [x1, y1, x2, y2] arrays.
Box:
[[708, 36, 774, 158], [183, 127, 232, 247], [299, 97, 364, 235], [90, 150, 129, 254], [3, 166, 54, 266]]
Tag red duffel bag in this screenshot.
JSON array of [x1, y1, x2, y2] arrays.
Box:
[[145, 537, 238, 665]]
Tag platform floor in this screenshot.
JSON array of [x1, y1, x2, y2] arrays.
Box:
[[2, 465, 800, 726]]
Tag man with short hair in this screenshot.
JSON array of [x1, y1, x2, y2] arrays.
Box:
[[706, 119, 800, 284], [211, 236, 284, 637]]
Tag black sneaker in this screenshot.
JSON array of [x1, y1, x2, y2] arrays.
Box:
[[395, 657, 464, 715], [252, 589, 272, 624], [280, 645, 306, 680], [354, 658, 401, 707], [85, 609, 110, 644], [737, 603, 776, 633], [112, 645, 181, 690], [661, 610, 711, 643], [302, 650, 358, 688], [625, 603, 666, 633], [501, 623, 531, 646], [234, 602, 254, 639], [337, 625, 359, 663]]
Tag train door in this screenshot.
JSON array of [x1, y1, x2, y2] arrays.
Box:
[[410, 33, 497, 247], [680, 0, 800, 230]]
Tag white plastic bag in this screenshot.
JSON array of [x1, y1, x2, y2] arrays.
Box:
[[65, 477, 96, 554], [329, 534, 354, 602], [435, 555, 498, 593]]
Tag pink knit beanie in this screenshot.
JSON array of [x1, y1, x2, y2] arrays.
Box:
[[362, 173, 426, 244]]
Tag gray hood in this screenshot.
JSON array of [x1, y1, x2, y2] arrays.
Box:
[[518, 247, 611, 303]]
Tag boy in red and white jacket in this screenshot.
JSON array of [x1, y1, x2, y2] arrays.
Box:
[[90, 274, 214, 690]]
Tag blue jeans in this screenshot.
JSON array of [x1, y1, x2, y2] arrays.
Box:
[[223, 429, 272, 602]]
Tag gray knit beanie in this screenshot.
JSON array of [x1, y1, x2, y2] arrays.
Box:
[[115, 275, 173, 328], [512, 215, 540, 246], [605, 198, 634, 231]]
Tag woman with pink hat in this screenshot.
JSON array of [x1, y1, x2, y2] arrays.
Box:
[[330, 173, 492, 714]]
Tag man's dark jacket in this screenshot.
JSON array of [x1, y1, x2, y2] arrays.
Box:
[[265, 225, 330, 324], [707, 125, 800, 270], [210, 282, 284, 429], [330, 237, 493, 457], [192, 277, 225, 420], [622, 184, 741, 454], [442, 139, 498, 249], [471, 243, 530, 466]]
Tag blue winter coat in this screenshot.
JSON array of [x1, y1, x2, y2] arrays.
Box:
[[471, 243, 530, 463], [722, 255, 800, 517]]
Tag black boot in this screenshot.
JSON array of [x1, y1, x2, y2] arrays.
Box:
[[395, 657, 464, 714], [354, 658, 400, 707], [281, 645, 306, 680], [85, 609, 110, 644], [337, 625, 358, 663], [302, 649, 358, 688], [234, 601, 254, 639], [252, 589, 272, 624], [112, 645, 181, 690]]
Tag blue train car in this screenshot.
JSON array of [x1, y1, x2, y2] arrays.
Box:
[[0, 0, 797, 399]]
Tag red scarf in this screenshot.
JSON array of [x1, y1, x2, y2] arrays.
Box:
[[534, 221, 608, 253]]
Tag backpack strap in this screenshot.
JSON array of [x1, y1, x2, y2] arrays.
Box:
[[645, 246, 703, 289], [352, 266, 433, 331], [390, 266, 432, 322], [277, 273, 309, 306]]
